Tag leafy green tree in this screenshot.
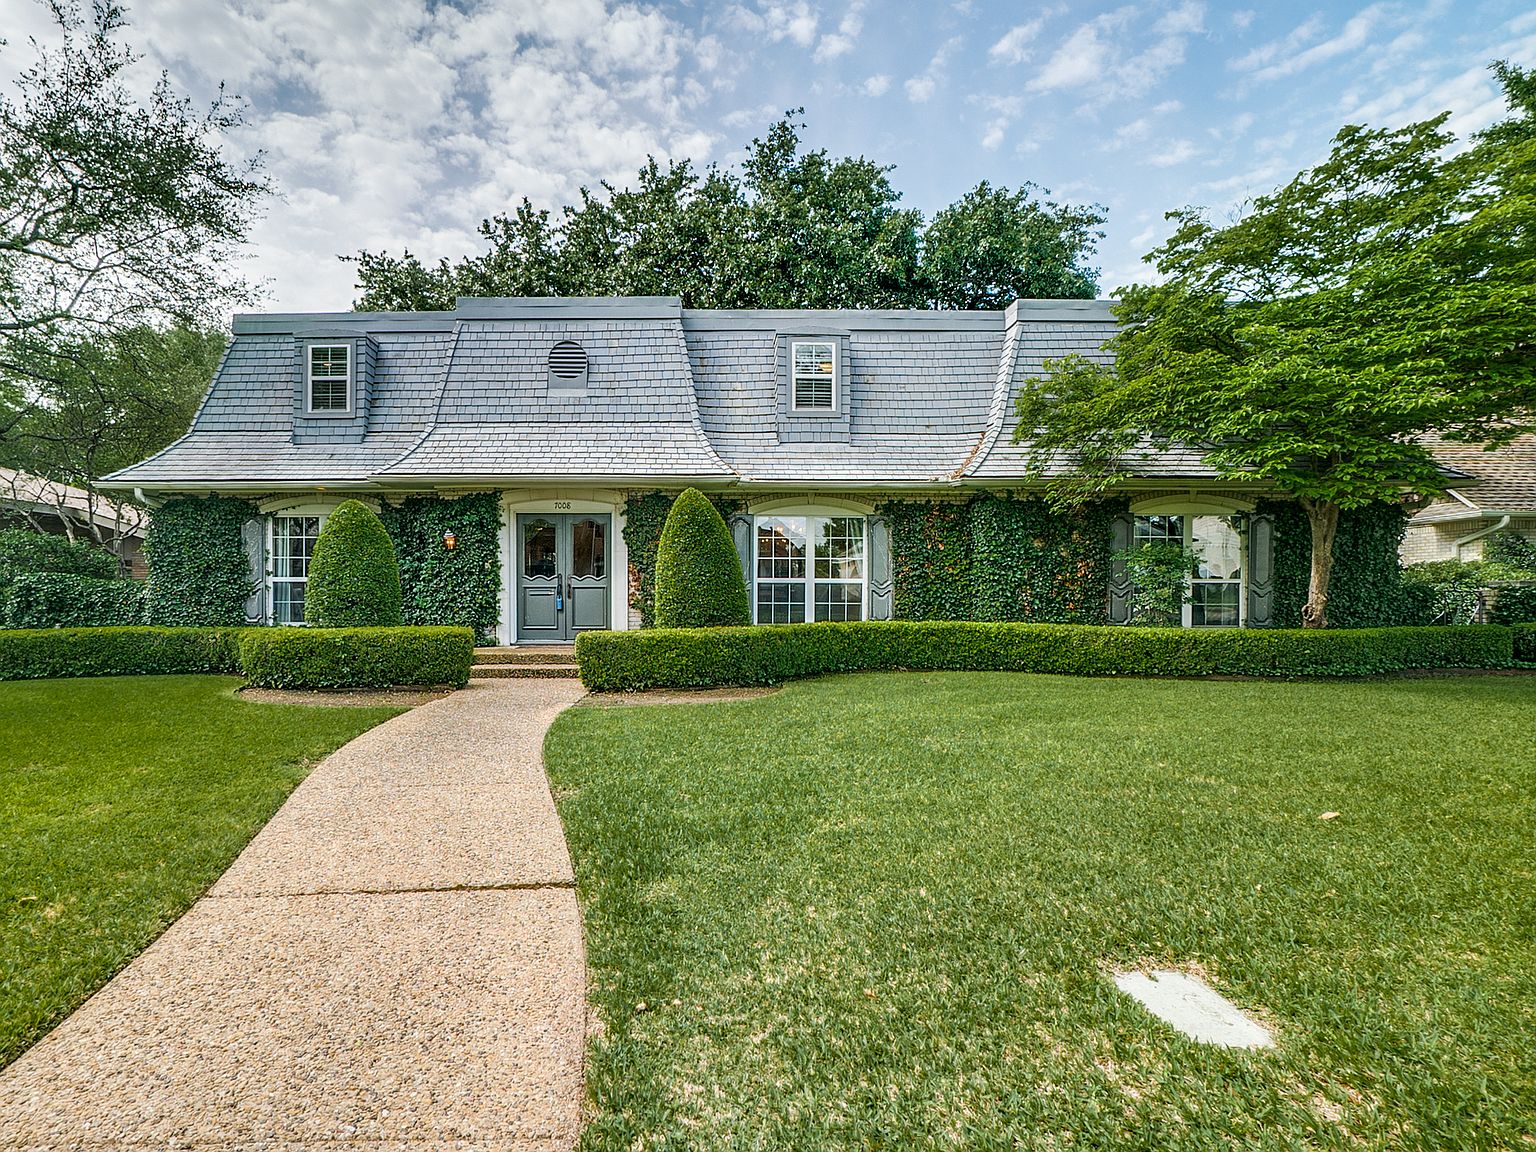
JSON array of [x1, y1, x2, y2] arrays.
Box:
[[305, 500, 403, 628], [350, 116, 1101, 311], [654, 488, 750, 628], [921, 181, 1103, 307], [1015, 63, 1536, 628]]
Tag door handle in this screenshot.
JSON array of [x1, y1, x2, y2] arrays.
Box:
[[555, 572, 564, 612]]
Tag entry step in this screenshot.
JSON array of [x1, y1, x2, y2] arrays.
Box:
[[473, 646, 577, 665], [471, 662, 581, 680]]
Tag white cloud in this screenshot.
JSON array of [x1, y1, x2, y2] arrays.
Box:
[[1029, 5, 1202, 98], [989, 16, 1047, 66], [1230, 10, 1256, 32], [815, 0, 867, 62], [862, 73, 892, 96], [1234, 6, 1386, 82], [728, 1, 818, 47], [905, 36, 962, 104], [974, 94, 1023, 151], [1148, 138, 1200, 167]]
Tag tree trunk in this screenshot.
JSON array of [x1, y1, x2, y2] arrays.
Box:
[[1299, 497, 1340, 629]]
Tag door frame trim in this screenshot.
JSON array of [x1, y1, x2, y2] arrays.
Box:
[[500, 492, 629, 645]]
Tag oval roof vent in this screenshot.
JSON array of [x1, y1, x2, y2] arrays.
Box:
[[548, 340, 589, 382]]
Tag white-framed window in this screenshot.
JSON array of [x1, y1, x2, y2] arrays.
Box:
[[307, 344, 351, 412], [1131, 513, 1244, 627], [269, 514, 324, 624], [791, 340, 836, 411], [754, 514, 865, 624]]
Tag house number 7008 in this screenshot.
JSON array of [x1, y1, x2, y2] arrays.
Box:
[[553, 501, 572, 510]]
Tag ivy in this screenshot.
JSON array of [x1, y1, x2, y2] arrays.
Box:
[[969, 494, 1120, 624], [622, 491, 744, 628], [377, 492, 502, 643], [1257, 498, 1417, 627], [144, 496, 257, 626], [876, 499, 972, 620]]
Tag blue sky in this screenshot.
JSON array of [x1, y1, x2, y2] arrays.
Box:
[[5, 0, 1533, 312]]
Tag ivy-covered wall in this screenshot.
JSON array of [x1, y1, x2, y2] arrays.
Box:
[[623, 491, 745, 628], [878, 494, 1123, 624], [144, 496, 257, 626], [1256, 498, 1416, 627], [377, 492, 502, 643]]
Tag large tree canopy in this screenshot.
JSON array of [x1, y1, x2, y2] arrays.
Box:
[[349, 116, 1105, 312], [1014, 62, 1536, 628]]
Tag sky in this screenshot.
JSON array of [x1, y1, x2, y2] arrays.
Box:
[[4, 0, 1533, 314]]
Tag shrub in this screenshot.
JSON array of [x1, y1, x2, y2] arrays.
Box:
[[1513, 623, 1536, 662], [0, 626, 244, 681], [1118, 541, 1191, 627], [1489, 583, 1536, 625], [653, 488, 749, 628], [0, 528, 119, 590], [238, 626, 473, 689], [574, 621, 1514, 692], [144, 496, 257, 626], [304, 500, 403, 628], [2, 572, 145, 628], [1484, 530, 1536, 569]]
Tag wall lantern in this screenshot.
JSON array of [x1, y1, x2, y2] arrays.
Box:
[[443, 530, 457, 551]]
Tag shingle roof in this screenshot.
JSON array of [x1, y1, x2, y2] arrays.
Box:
[[1411, 433, 1536, 523], [105, 296, 1226, 491]]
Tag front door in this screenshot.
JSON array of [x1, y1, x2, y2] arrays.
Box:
[[517, 513, 611, 642]]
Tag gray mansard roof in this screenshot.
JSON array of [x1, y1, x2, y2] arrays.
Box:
[[106, 296, 1221, 492]]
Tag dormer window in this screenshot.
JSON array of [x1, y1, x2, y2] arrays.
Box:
[[791, 340, 836, 410], [307, 344, 351, 412]]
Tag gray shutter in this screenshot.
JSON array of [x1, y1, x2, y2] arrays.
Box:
[[1246, 513, 1274, 627], [728, 513, 753, 611], [1107, 512, 1133, 624], [868, 515, 893, 621], [241, 517, 266, 623]]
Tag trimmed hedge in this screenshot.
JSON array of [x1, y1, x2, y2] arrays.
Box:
[[574, 621, 1515, 691], [0, 626, 245, 681], [1514, 623, 1536, 662], [1489, 583, 1536, 625], [238, 626, 473, 689], [305, 500, 404, 627], [0, 528, 119, 589], [653, 488, 750, 628], [2, 572, 145, 628]]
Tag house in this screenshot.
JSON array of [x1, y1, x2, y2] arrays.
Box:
[[1402, 434, 1536, 563], [103, 296, 1306, 642], [0, 467, 148, 577]]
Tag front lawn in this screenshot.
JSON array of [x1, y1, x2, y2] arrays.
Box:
[[0, 675, 399, 1067], [546, 673, 1536, 1150]]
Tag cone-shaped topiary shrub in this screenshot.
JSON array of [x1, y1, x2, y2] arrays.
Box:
[[654, 488, 750, 628], [305, 500, 403, 627]]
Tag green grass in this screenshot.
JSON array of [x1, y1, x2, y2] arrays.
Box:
[[0, 675, 399, 1067], [545, 673, 1536, 1151]]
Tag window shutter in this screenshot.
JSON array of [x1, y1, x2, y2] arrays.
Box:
[[728, 513, 753, 601], [241, 517, 266, 623], [1107, 512, 1133, 624], [868, 515, 893, 621], [1246, 513, 1275, 627]]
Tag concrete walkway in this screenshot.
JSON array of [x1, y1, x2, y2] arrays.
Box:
[[0, 679, 589, 1152]]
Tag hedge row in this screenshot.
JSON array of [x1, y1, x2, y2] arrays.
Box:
[[0, 625, 474, 687], [1, 572, 146, 629], [574, 621, 1516, 691], [1515, 623, 1536, 663]]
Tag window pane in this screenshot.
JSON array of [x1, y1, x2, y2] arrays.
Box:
[[523, 519, 557, 578], [1191, 516, 1243, 579], [756, 581, 805, 625], [1191, 581, 1240, 627], [309, 346, 349, 410], [273, 517, 320, 579], [272, 580, 305, 625], [814, 582, 863, 622], [792, 341, 835, 409], [1134, 514, 1183, 544], [756, 517, 805, 580], [814, 517, 865, 580], [571, 519, 605, 578]]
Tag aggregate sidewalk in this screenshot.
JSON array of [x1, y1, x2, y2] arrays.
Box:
[[0, 679, 590, 1152]]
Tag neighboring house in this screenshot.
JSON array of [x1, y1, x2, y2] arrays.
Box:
[[0, 466, 148, 577], [103, 296, 1290, 642], [1402, 434, 1536, 563]]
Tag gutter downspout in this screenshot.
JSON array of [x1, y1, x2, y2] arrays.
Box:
[[1454, 515, 1511, 559]]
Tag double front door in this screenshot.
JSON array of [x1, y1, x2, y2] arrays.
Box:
[[517, 513, 611, 642]]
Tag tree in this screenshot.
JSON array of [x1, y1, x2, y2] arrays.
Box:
[[350, 115, 1102, 312], [1014, 63, 1536, 628], [304, 500, 403, 628], [921, 181, 1103, 307], [653, 488, 750, 628]]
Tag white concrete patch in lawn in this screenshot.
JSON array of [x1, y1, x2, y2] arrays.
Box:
[[1113, 969, 1275, 1048]]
